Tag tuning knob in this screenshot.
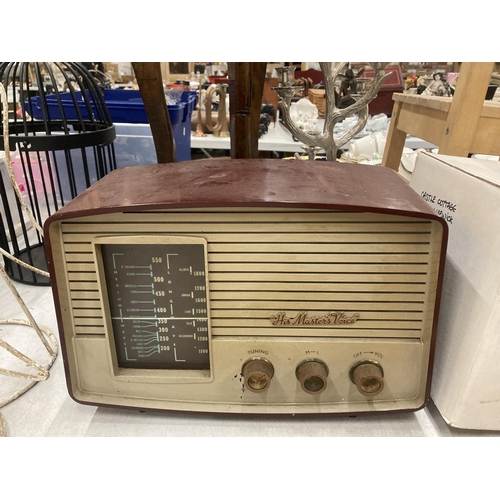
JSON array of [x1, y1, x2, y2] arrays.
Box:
[[296, 360, 329, 394], [350, 361, 384, 396], [242, 358, 274, 393]]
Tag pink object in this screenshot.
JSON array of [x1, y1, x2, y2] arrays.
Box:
[[10, 152, 55, 195]]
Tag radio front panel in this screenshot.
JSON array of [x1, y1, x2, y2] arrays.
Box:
[[47, 204, 445, 415]]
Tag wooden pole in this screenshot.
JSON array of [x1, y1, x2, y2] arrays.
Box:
[[228, 62, 267, 158], [132, 62, 176, 163]]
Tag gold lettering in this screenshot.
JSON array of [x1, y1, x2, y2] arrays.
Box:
[[247, 349, 269, 355], [269, 311, 360, 326]]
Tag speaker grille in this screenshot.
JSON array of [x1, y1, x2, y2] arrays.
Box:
[[59, 209, 440, 340]]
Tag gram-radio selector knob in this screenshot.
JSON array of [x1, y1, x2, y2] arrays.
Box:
[[242, 358, 274, 393], [296, 359, 329, 394], [350, 361, 384, 396]]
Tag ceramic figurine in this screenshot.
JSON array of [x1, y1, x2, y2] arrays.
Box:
[[422, 72, 446, 96]]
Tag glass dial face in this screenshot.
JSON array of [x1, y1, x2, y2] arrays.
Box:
[[101, 242, 210, 370]]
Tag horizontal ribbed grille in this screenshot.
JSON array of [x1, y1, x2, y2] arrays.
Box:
[[60, 209, 438, 339]]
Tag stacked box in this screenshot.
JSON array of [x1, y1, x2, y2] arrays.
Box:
[[409, 152, 500, 430]]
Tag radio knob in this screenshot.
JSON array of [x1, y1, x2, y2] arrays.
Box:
[[350, 362, 384, 396], [296, 360, 328, 394], [242, 358, 274, 393]]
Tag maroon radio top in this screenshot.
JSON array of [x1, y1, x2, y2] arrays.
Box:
[[44, 158, 445, 226]]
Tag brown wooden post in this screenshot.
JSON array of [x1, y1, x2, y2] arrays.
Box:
[[228, 62, 267, 158], [132, 62, 176, 163]]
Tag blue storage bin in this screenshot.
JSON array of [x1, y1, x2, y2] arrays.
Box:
[[26, 89, 185, 125], [26, 89, 195, 162], [180, 90, 198, 121], [174, 91, 197, 162]]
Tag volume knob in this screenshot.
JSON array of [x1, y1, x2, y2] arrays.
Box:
[[242, 358, 274, 393], [350, 361, 384, 396]]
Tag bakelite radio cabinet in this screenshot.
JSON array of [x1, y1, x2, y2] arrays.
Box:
[[44, 159, 447, 416]]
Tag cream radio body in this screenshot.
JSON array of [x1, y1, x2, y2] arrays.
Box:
[[44, 159, 447, 415]]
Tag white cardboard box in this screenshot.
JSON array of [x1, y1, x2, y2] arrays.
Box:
[[410, 152, 500, 430]]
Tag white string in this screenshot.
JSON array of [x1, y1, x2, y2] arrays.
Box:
[[0, 82, 49, 278], [0, 80, 58, 437], [0, 245, 49, 278]]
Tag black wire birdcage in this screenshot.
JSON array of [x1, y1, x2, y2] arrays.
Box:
[[0, 62, 117, 285]]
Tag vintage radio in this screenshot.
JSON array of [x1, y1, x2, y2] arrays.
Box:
[[44, 159, 447, 415]]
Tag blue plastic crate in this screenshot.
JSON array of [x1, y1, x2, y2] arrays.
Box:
[[103, 89, 186, 125], [105, 89, 191, 163], [26, 89, 185, 125], [180, 90, 198, 121], [174, 91, 197, 161], [27, 89, 195, 161], [111, 89, 197, 164]]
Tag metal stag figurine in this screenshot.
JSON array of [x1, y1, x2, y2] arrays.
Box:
[[273, 63, 391, 161]]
